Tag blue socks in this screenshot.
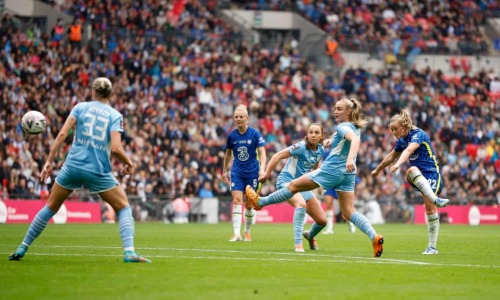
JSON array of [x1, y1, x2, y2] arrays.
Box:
[[307, 222, 325, 239], [293, 207, 306, 245], [349, 212, 376, 240], [20, 205, 56, 249], [258, 186, 294, 207], [117, 206, 135, 252]]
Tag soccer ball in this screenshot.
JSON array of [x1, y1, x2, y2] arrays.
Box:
[[22, 111, 46, 134]]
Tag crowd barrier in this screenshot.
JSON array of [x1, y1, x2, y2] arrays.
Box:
[[0, 200, 101, 224], [2, 199, 499, 225]]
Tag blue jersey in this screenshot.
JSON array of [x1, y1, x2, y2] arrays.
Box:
[[226, 126, 266, 176], [321, 122, 360, 174], [278, 141, 324, 183], [64, 101, 123, 175], [394, 127, 439, 173]]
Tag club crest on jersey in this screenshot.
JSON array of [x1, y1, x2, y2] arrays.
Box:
[[247, 140, 251, 144]]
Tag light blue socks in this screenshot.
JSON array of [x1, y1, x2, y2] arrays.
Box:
[[117, 206, 135, 252], [349, 212, 376, 241], [258, 186, 294, 207]]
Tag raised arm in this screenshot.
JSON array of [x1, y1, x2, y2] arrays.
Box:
[[371, 150, 402, 177], [40, 116, 76, 182], [258, 147, 291, 182], [389, 142, 420, 175]]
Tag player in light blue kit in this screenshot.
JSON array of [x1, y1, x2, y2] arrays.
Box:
[[222, 105, 267, 242], [371, 109, 449, 255], [322, 187, 356, 234], [9, 77, 151, 263], [247, 98, 384, 257], [258, 123, 327, 252]]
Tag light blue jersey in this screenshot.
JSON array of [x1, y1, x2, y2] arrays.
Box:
[[309, 122, 360, 191], [65, 101, 123, 174], [321, 122, 360, 174], [278, 141, 324, 183], [276, 141, 324, 201]]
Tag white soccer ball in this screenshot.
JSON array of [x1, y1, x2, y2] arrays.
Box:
[[22, 111, 47, 134]]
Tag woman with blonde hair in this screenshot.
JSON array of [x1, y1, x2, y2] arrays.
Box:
[[222, 105, 267, 242], [372, 109, 449, 254], [247, 98, 384, 257]]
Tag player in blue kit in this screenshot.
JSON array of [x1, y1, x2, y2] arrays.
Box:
[[247, 98, 384, 257], [9, 77, 151, 263], [258, 123, 327, 252], [222, 105, 267, 242], [371, 110, 449, 255]]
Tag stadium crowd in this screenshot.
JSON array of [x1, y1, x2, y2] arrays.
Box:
[[0, 0, 499, 223], [239, 0, 498, 56]]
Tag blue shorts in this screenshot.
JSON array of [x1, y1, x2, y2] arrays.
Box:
[[276, 179, 315, 201], [308, 168, 355, 192], [231, 173, 259, 192], [324, 187, 338, 198], [408, 170, 443, 196], [56, 165, 119, 193]]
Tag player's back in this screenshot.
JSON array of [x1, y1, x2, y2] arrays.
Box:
[[65, 101, 123, 175]]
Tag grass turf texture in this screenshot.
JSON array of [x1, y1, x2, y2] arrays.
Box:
[[1, 223, 499, 300]]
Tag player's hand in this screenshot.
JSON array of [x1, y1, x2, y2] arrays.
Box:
[[323, 139, 332, 147], [40, 162, 53, 183], [222, 171, 230, 185], [389, 165, 400, 175], [258, 173, 270, 183], [371, 169, 380, 177], [345, 159, 355, 173], [120, 164, 134, 176]]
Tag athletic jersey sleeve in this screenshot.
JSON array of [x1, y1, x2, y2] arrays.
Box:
[[110, 111, 123, 133], [288, 142, 305, 157], [70, 103, 82, 119], [225, 133, 233, 150], [336, 123, 352, 139], [256, 131, 266, 147]]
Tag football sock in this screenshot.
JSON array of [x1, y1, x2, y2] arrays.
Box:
[[427, 213, 440, 248], [117, 206, 135, 252], [244, 208, 255, 233], [326, 209, 334, 232], [21, 205, 56, 248], [293, 207, 306, 245], [408, 169, 436, 200], [258, 186, 293, 207], [232, 204, 242, 236], [349, 212, 376, 241], [308, 222, 325, 239]]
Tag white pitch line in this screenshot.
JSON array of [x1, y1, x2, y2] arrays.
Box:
[[2, 245, 500, 269]]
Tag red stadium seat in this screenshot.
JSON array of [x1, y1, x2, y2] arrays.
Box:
[[450, 57, 460, 72], [461, 57, 471, 73]]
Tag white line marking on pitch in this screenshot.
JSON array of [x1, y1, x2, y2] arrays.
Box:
[[2, 245, 499, 269]]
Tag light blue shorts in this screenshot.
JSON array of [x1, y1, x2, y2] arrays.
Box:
[[276, 179, 314, 201], [308, 168, 355, 192], [56, 165, 119, 193]]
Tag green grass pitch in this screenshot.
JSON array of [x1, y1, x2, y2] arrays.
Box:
[[1, 223, 499, 300]]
